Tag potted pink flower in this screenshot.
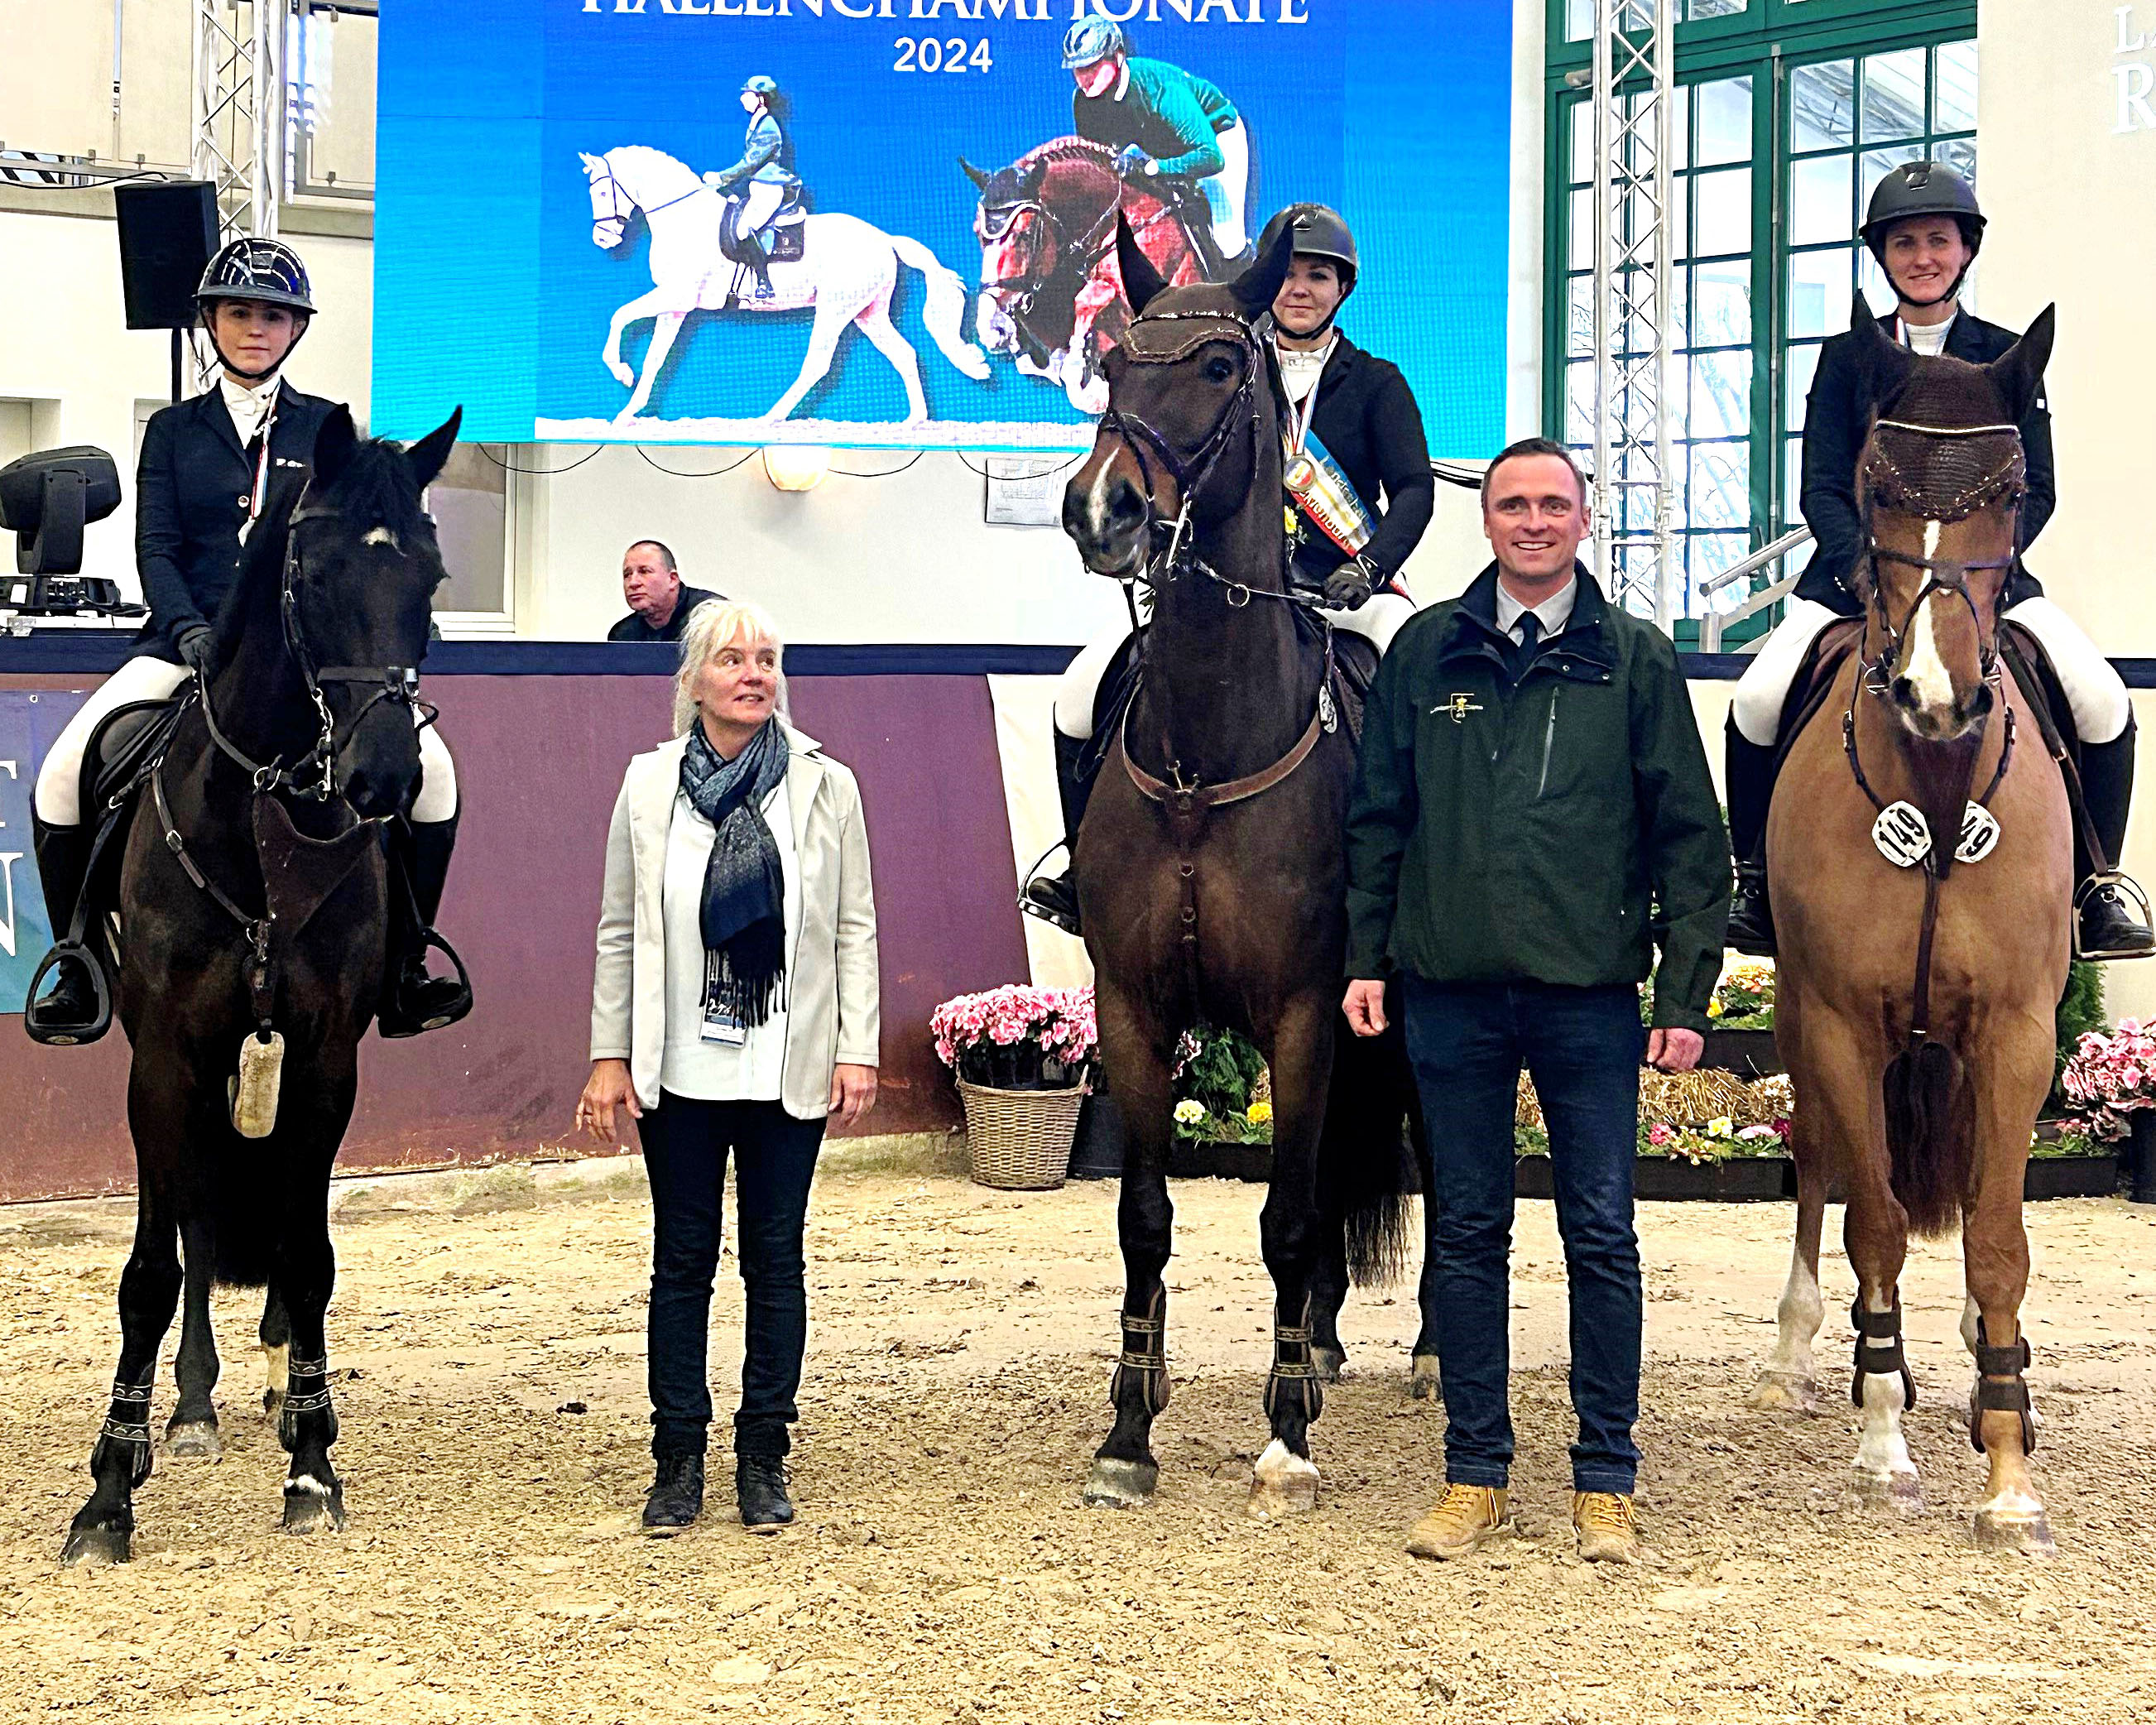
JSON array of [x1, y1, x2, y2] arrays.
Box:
[[2060, 1021, 2156, 1201], [930, 985, 1097, 1190]]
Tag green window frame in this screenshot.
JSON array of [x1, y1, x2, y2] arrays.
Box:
[[1544, 0, 1977, 641]]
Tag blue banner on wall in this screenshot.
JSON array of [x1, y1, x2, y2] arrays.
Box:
[[374, 0, 1511, 454], [0, 693, 84, 1014]]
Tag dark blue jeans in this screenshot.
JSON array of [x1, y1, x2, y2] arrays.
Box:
[[1402, 976, 1645, 1495], [637, 1093, 826, 1462]]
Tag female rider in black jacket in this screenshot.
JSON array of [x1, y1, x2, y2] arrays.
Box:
[[26, 239, 469, 1042]]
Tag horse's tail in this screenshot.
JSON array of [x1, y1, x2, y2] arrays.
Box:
[[890, 233, 992, 381], [210, 1141, 282, 1288], [1881, 1037, 1976, 1239], [1318, 1014, 1421, 1285]]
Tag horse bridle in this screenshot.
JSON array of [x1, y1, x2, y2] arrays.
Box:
[[1856, 416, 2027, 694], [198, 500, 435, 804], [588, 159, 703, 247], [977, 198, 1126, 310]]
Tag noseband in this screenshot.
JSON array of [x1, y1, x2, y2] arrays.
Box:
[[1856, 416, 2027, 693]]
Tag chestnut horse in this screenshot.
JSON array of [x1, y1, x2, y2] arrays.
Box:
[[1058, 220, 1413, 1519], [1750, 301, 2067, 1554], [960, 138, 1207, 415]]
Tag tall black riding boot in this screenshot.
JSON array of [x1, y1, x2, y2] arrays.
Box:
[[24, 814, 110, 1045], [2076, 718, 2154, 959], [742, 233, 775, 300], [1724, 717, 1778, 957], [1020, 730, 1095, 936], [378, 814, 476, 1037]]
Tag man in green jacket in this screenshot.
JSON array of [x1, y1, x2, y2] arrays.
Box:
[[1342, 437, 1729, 1568]]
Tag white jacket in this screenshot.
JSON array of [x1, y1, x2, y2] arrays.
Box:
[[589, 720, 879, 1117]]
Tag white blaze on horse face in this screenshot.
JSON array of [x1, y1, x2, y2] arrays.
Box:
[[1901, 521, 1957, 719], [363, 527, 399, 550]]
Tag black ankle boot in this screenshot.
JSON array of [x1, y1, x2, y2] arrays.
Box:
[[25, 815, 111, 1045], [378, 815, 474, 1037], [1018, 731, 1095, 936], [736, 1455, 794, 1532], [2075, 722, 2154, 959], [1724, 719, 1778, 957], [641, 1453, 705, 1534]]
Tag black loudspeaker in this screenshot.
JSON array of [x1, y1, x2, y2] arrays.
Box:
[[113, 181, 220, 331]]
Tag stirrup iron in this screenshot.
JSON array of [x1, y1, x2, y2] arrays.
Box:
[[2074, 871, 2154, 961]]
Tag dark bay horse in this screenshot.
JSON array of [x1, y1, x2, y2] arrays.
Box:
[[1060, 220, 1413, 1517], [63, 406, 460, 1565], [1750, 302, 2067, 1554], [960, 138, 1207, 415]]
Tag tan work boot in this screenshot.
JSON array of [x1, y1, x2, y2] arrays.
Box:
[[1572, 1491, 1640, 1563], [1406, 1483, 1511, 1560]]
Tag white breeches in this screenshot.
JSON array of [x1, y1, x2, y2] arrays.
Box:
[[34, 656, 460, 827], [1201, 121, 1250, 257], [1729, 595, 2130, 748], [1052, 591, 1416, 742], [742, 179, 785, 234]]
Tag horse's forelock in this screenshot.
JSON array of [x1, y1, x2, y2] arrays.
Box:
[[321, 438, 432, 545]]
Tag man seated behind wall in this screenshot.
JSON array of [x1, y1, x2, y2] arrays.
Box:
[[609, 540, 723, 643]]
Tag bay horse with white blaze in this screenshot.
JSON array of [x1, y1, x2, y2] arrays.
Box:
[[1061, 221, 1414, 1517], [62, 407, 460, 1565], [1750, 301, 2067, 1554]]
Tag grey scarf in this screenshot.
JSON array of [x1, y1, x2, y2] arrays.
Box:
[[678, 717, 790, 1028]]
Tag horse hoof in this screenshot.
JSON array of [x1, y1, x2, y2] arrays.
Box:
[[1081, 1458, 1158, 1511], [60, 1523, 130, 1568], [164, 1420, 223, 1462], [1851, 1468, 1924, 1515], [1748, 1371, 1819, 1414], [1972, 1507, 2055, 1558], [282, 1478, 348, 1535], [1409, 1355, 1443, 1402], [1312, 1346, 1344, 1385], [1246, 1439, 1319, 1521]]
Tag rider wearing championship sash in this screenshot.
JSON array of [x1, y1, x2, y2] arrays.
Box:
[[26, 239, 471, 1044], [704, 75, 799, 302], [1063, 18, 1251, 274], [1724, 162, 2151, 961], [1020, 203, 1431, 937], [1261, 203, 1429, 651]]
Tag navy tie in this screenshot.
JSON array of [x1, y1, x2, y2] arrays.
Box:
[[1510, 612, 1543, 682]]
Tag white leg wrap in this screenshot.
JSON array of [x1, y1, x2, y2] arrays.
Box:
[[1053, 631, 1132, 742], [412, 723, 459, 824], [1729, 598, 1846, 746], [1204, 123, 1251, 256], [33, 657, 192, 826], [2004, 597, 2130, 745]]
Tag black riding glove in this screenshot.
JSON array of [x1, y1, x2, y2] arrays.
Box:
[[175, 624, 214, 675], [1322, 556, 1380, 613]]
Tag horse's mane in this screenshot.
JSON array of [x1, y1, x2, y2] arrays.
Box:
[[1016, 135, 1114, 173], [601, 144, 699, 195], [324, 436, 434, 544]]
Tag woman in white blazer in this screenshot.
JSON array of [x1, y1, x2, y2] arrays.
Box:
[[579, 598, 879, 1535]]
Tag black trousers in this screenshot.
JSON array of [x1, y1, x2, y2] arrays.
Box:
[[636, 1093, 826, 1460]]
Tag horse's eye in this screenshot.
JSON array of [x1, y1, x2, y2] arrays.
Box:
[[1205, 357, 1235, 383]]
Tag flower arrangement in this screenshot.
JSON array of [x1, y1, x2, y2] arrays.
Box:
[[1171, 1027, 1270, 1141], [1642, 1116, 1791, 1165], [1709, 960, 1777, 1029], [1516, 1069, 1792, 1162], [2058, 1020, 2156, 1141], [930, 984, 1097, 1091]]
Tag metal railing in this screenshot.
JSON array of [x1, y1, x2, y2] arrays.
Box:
[[1697, 526, 1814, 654]]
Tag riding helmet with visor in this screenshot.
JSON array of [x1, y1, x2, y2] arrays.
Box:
[[742, 74, 780, 98], [1861, 161, 1984, 303], [1256, 203, 1359, 296], [1061, 17, 1126, 69], [195, 237, 315, 382]]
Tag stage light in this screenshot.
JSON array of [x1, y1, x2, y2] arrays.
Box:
[[761, 445, 830, 493]]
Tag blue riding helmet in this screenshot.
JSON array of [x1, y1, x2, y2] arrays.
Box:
[[195, 237, 315, 316], [742, 74, 780, 98], [1061, 17, 1126, 70]]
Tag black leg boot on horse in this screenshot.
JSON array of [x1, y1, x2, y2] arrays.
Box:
[[1020, 731, 1096, 935], [1726, 717, 1779, 956], [25, 814, 113, 1045], [2074, 717, 2154, 959], [377, 814, 474, 1038]]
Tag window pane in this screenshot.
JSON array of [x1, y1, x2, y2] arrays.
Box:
[[1791, 59, 1855, 153], [1688, 0, 1745, 17], [1690, 442, 1751, 529], [1862, 48, 1927, 145], [1788, 247, 1852, 340], [1567, 274, 1592, 358], [1692, 258, 1750, 347], [1570, 186, 1592, 271], [1688, 350, 1751, 439], [1934, 40, 1978, 133], [1570, 99, 1591, 186], [1693, 76, 1751, 168], [1934, 135, 1977, 185], [1784, 341, 1822, 428], [1784, 437, 1804, 525], [1568, 0, 1592, 44], [430, 446, 508, 615], [1566, 360, 1593, 446], [1692, 166, 1750, 255], [1789, 153, 1852, 247], [1692, 533, 1753, 595], [1858, 246, 1892, 313]]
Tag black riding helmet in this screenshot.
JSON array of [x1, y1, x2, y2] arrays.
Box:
[[1256, 202, 1359, 296], [195, 237, 316, 381], [1861, 162, 1984, 305]]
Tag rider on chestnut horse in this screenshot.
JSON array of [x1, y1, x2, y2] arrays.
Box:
[[1725, 161, 2151, 963]]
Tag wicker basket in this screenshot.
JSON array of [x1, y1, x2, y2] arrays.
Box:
[[958, 1079, 1088, 1191]]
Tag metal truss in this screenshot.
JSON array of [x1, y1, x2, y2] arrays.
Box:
[[192, 0, 281, 244], [1589, 0, 1677, 627]]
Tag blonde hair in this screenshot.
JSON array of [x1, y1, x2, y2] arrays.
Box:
[[673, 598, 789, 736]]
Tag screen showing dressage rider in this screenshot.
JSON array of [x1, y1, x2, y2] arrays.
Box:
[[1062, 18, 1251, 276], [702, 75, 799, 301], [25, 239, 472, 1045], [1723, 161, 2152, 963]]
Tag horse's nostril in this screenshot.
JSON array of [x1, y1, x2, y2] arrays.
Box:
[[1108, 480, 1147, 529]]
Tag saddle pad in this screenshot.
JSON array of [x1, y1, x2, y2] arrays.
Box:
[[81, 698, 185, 824], [1769, 617, 1863, 774]]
